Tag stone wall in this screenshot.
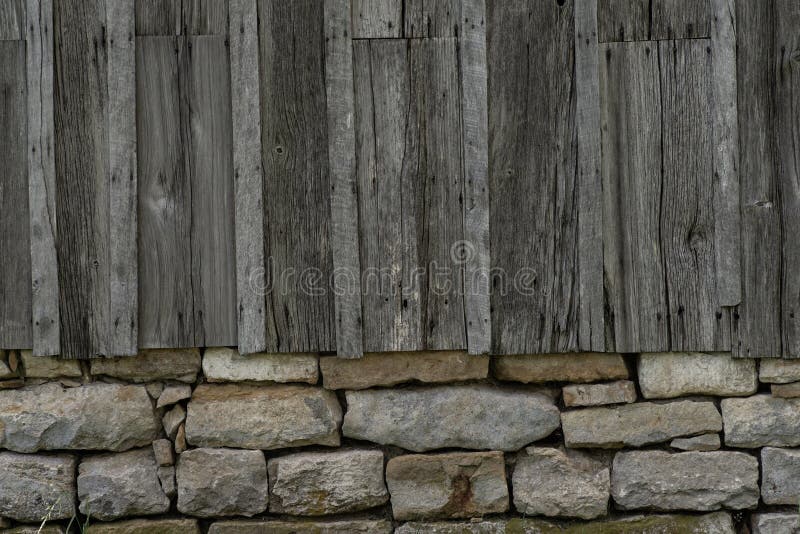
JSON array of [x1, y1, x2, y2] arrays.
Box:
[[0, 348, 798, 533]]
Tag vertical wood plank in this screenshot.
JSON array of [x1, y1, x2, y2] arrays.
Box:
[[597, 0, 651, 42], [27, 0, 59, 355], [325, 0, 363, 357], [229, 0, 266, 354], [135, 0, 179, 36], [404, 0, 460, 38], [182, 0, 228, 35], [351, 0, 401, 39], [0, 0, 25, 40]]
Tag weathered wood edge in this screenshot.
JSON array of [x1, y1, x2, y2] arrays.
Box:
[[459, 0, 490, 355], [325, 0, 364, 358], [574, 0, 605, 351], [229, 0, 267, 354], [26, 0, 59, 356]]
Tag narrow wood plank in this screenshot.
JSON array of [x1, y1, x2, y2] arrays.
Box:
[[459, 0, 490, 355], [229, 0, 266, 354], [0, 0, 25, 40], [106, 0, 137, 355], [351, 0, 401, 38], [27, 0, 59, 355], [259, 0, 336, 352], [404, 0, 460, 38], [0, 41, 31, 348], [324, 0, 363, 357], [574, 0, 605, 351], [182, 0, 227, 35], [135, 0, 179, 36], [598, 0, 711, 42]]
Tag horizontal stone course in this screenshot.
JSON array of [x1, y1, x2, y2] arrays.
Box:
[[0, 451, 76, 522], [82, 519, 200, 533], [203, 347, 318, 384], [90, 349, 201, 383], [760, 447, 800, 505], [722, 394, 800, 447], [638, 352, 757, 398], [759, 358, 800, 384], [208, 520, 393, 534], [20, 350, 82, 378], [670, 433, 721, 451], [493, 353, 628, 383], [751, 513, 800, 534], [562, 380, 636, 407]]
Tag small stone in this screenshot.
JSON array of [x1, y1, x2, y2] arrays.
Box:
[[177, 447, 268, 517], [513, 447, 609, 519], [771, 382, 800, 398], [207, 520, 393, 534], [0, 452, 76, 522], [203, 347, 318, 384], [562, 380, 637, 407], [751, 513, 800, 534], [722, 394, 800, 447], [320, 351, 488, 390], [0, 379, 24, 389], [157, 384, 192, 408], [175, 423, 187, 453], [158, 465, 177, 499], [78, 448, 170, 520], [760, 358, 800, 384], [494, 353, 628, 383], [562, 400, 721, 448], [7, 350, 19, 372], [638, 352, 757, 398], [19, 350, 82, 378], [386, 451, 508, 520], [79, 519, 200, 533], [611, 451, 759, 511], [343, 385, 559, 451], [163, 404, 186, 439], [670, 434, 721, 451], [268, 449, 388, 515], [145, 382, 165, 399], [186, 384, 341, 449], [761, 447, 800, 505], [0, 359, 15, 379], [90, 348, 201, 383], [153, 438, 174, 466]]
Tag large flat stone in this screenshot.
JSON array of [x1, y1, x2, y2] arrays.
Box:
[[78, 448, 170, 520], [386, 451, 508, 520], [493, 353, 628, 383], [207, 520, 393, 534], [722, 394, 800, 447], [760, 358, 800, 384], [770, 382, 800, 398], [90, 349, 201, 382], [0, 452, 76, 522], [0, 382, 159, 452], [513, 447, 609, 519], [203, 347, 318, 384], [751, 513, 800, 534], [343, 385, 559, 451], [185, 384, 341, 449], [19, 350, 82, 378], [268, 449, 388, 515], [320, 351, 488, 390], [177, 448, 268, 517], [83, 519, 201, 533], [562, 400, 721, 448], [611, 451, 759, 511], [761, 447, 800, 505], [638, 352, 757, 398], [562, 380, 636, 407]]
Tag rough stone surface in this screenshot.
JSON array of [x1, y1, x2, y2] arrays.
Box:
[[163, 404, 186, 439], [82, 519, 201, 533], [153, 438, 174, 466], [156, 384, 192, 408], [208, 520, 393, 534], [513, 447, 609, 519], [760, 358, 800, 384], [493, 353, 628, 383], [158, 465, 177, 499], [751, 513, 800, 534], [20, 350, 82, 378], [146, 382, 165, 399], [0, 382, 158, 452], [4, 527, 65, 534], [186, 384, 341, 449], [386, 451, 508, 520], [670, 434, 721, 451], [78, 448, 170, 520], [268, 449, 388, 515], [0, 359, 14, 379], [562, 400, 721, 448], [203, 347, 318, 384], [175, 424, 187, 453], [771, 382, 800, 398], [611, 451, 759, 511], [761, 447, 800, 505], [0, 452, 76, 521], [343, 385, 559, 451], [177, 447, 268, 517], [722, 394, 800, 447], [90, 349, 201, 382], [562, 380, 636, 407], [638, 352, 757, 398], [320, 351, 488, 389]]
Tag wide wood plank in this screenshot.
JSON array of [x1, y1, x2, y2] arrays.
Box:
[[135, 0, 227, 35], [598, 0, 711, 42], [0, 0, 24, 40], [404, 0, 460, 37], [352, 0, 401, 38]]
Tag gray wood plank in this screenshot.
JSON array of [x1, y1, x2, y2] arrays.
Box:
[[598, 0, 711, 42], [404, 0, 460, 38], [597, 0, 651, 42], [0, 40, 31, 349], [27, 0, 59, 355], [135, 0, 226, 36], [488, 0, 580, 354], [259, 0, 336, 352], [182, 0, 227, 35], [135, 0, 179, 36], [0, 0, 25, 40], [351, 0, 401, 38], [324, 0, 363, 357], [229, 0, 266, 354]]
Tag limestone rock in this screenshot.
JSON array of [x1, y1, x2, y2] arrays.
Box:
[[670, 433, 721, 451], [186, 384, 341, 449], [90, 349, 201, 383], [493, 353, 628, 383], [0, 382, 158, 452], [203, 347, 318, 384], [78, 448, 170, 520], [83, 519, 200, 533], [386, 451, 508, 520], [638, 352, 757, 398], [722, 394, 800, 447], [207, 520, 393, 534], [513, 447, 609, 519], [156, 384, 192, 408], [562, 380, 636, 407], [175, 424, 187, 453], [158, 465, 177, 499], [343, 385, 559, 451], [0, 452, 76, 521], [163, 404, 186, 439], [152, 438, 174, 466], [771, 382, 800, 398], [0, 359, 14, 379], [760, 358, 800, 384], [761, 447, 800, 505], [611, 451, 759, 511], [751, 513, 800, 534], [145, 382, 165, 399], [268, 449, 387, 515], [320, 351, 488, 390], [177, 447, 268, 517], [562, 400, 721, 448], [20, 350, 82, 378]]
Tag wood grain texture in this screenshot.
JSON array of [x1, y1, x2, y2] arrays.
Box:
[[0, 41, 31, 348], [351, 0, 401, 38], [27, 0, 59, 355], [259, 0, 336, 352], [324, 0, 363, 357], [405, 0, 460, 37], [181, 0, 227, 35], [135, 0, 179, 35], [598, 0, 711, 42], [135, 0, 227, 36], [229, 0, 266, 354], [0, 0, 25, 40]]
